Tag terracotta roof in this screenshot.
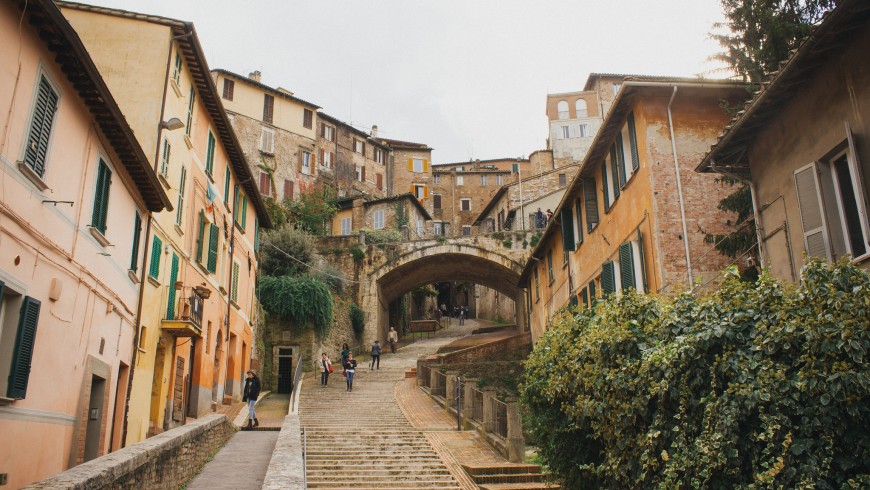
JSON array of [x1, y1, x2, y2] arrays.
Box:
[[57, 1, 272, 228], [697, 0, 870, 174], [362, 193, 432, 221], [317, 112, 391, 149], [582, 73, 725, 91], [375, 137, 433, 151], [211, 69, 321, 109], [20, 0, 170, 212]]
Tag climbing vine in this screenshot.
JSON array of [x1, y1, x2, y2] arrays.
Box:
[[258, 275, 334, 338], [349, 303, 365, 339]]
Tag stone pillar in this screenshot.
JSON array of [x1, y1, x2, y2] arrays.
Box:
[[429, 366, 439, 394], [482, 388, 497, 433], [444, 371, 459, 411], [462, 378, 477, 423], [506, 398, 525, 463]]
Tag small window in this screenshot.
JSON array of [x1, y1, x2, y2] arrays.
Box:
[[561, 126, 570, 139], [356, 166, 365, 182], [433, 194, 442, 209], [160, 139, 171, 177], [23, 75, 60, 178], [433, 174, 441, 184], [322, 124, 335, 142], [613, 83, 622, 96], [222, 79, 234, 101], [462, 226, 471, 236], [185, 86, 195, 137], [205, 131, 216, 176], [373, 209, 385, 230], [149, 235, 162, 279], [260, 128, 275, 154], [231, 261, 240, 302], [341, 217, 352, 235], [224, 166, 231, 206], [497, 175, 504, 185], [575, 99, 588, 118], [130, 212, 142, 273], [258, 171, 271, 197], [456, 175, 464, 186], [412, 158, 424, 173], [547, 249, 554, 283], [354, 139, 365, 154], [460, 198, 471, 211], [557, 100, 569, 120], [301, 151, 312, 175], [374, 148, 385, 164], [90, 159, 112, 235], [481, 175, 488, 185], [533, 267, 540, 301], [263, 94, 274, 124], [172, 52, 182, 85], [559, 173, 567, 186], [303, 108, 313, 129], [578, 124, 590, 138], [434, 222, 445, 236], [414, 184, 426, 199]]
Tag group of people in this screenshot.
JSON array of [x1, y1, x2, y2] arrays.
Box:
[[536, 207, 553, 229], [318, 327, 400, 392], [439, 303, 469, 324]]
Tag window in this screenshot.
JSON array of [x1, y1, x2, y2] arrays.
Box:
[[601, 261, 616, 295], [578, 124, 590, 138], [149, 235, 162, 279], [412, 158, 424, 173], [263, 94, 274, 124], [222, 79, 234, 101], [354, 139, 365, 155], [205, 131, 215, 177], [481, 175, 488, 185], [258, 171, 271, 196], [196, 212, 219, 274], [456, 175, 464, 186], [260, 127, 275, 154], [625, 113, 640, 173], [559, 173, 567, 186], [434, 174, 441, 184], [374, 148, 385, 164], [231, 261, 240, 303], [613, 83, 622, 96], [533, 267, 540, 301], [795, 136, 870, 261], [356, 166, 365, 182], [303, 108, 313, 129], [414, 184, 427, 199], [166, 253, 179, 319], [434, 222, 445, 236], [547, 249, 554, 283], [234, 185, 248, 229], [583, 179, 599, 232], [160, 139, 171, 177], [557, 100, 569, 120], [171, 52, 182, 85], [130, 212, 142, 273], [602, 155, 614, 211], [497, 175, 504, 185], [462, 225, 471, 236], [300, 151, 312, 175], [460, 198, 471, 211], [176, 166, 186, 225], [576, 99, 588, 118], [90, 159, 112, 235], [22, 75, 59, 178], [433, 194, 442, 209], [321, 150, 334, 169], [185, 86, 195, 137], [321, 124, 335, 142], [1, 283, 42, 399], [224, 166, 231, 206], [341, 217, 352, 235], [376, 174, 383, 190], [373, 209, 385, 229], [561, 126, 570, 139], [618, 238, 647, 292], [284, 179, 294, 201], [588, 279, 596, 302]]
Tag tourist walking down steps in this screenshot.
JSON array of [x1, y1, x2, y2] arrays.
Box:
[[344, 352, 357, 392], [370, 340, 381, 369], [242, 370, 261, 428], [318, 353, 333, 387]]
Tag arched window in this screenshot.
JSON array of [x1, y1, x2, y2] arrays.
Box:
[[576, 99, 588, 118], [557, 101, 569, 120]]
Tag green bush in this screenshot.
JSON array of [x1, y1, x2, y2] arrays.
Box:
[[349, 245, 365, 262], [259, 225, 316, 277], [529, 231, 543, 248], [349, 303, 365, 338], [364, 228, 402, 244], [258, 275, 334, 338], [522, 258, 870, 489]]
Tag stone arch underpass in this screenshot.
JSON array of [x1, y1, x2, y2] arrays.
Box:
[[359, 237, 530, 340]]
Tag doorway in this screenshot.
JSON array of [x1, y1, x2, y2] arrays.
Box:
[[277, 348, 293, 394], [84, 375, 106, 461]]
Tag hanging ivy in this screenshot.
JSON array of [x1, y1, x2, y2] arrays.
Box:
[[259, 275, 334, 338], [349, 303, 365, 339]]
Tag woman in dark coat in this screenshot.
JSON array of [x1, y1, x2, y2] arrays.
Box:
[[243, 370, 261, 428]]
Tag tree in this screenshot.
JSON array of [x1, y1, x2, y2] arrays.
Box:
[[284, 181, 338, 236]]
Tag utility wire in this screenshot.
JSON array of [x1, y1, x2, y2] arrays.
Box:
[[265, 242, 362, 284]]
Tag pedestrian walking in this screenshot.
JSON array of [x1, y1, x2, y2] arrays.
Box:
[[340, 343, 350, 376], [318, 353, 333, 386], [370, 340, 381, 369], [344, 352, 357, 392], [546, 208, 553, 223], [242, 369, 261, 429], [459, 306, 465, 325], [536, 208, 544, 228], [388, 326, 398, 354]]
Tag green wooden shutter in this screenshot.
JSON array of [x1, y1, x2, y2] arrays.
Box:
[[569, 294, 578, 306], [185, 86, 195, 137], [583, 179, 599, 232], [196, 210, 206, 262], [206, 132, 215, 176], [224, 167, 231, 205], [241, 195, 248, 229], [176, 166, 187, 225], [560, 207, 575, 252], [160, 139, 170, 176], [547, 250, 554, 283], [609, 146, 621, 199], [628, 113, 640, 172], [231, 261, 240, 302], [91, 160, 112, 234], [601, 262, 615, 296], [601, 164, 610, 211], [7, 296, 41, 399], [207, 223, 219, 274], [588, 280, 596, 302], [637, 229, 647, 293], [233, 184, 240, 221], [130, 212, 142, 272], [619, 242, 635, 292], [149, 235, 162, 279], [575, 199, 583, 245], [24, 76, 59, 177], [166, 253, 179, 319], [254, 218, 260, 252], [581, 287, 588, 307], [615, 134, 627, 188]]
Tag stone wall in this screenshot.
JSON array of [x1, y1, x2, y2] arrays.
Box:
[[23, 414, 235, 490], [438, 332, 531, 366], [262, 414, 305, 489]]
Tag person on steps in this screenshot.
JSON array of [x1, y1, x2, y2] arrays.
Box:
[[388, 327, 398, 354], [344, 352, 357, 392], [318, 353, 332, 387], [242, 370, 261, 429], [340, 342, 350, 376], [370, 340, 381, 369]]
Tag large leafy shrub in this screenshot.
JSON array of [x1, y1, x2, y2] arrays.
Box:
[[349, 303, 365, 338], [258, 275, 333, 338], [259, 224, 316, 277], [522, 259, 870, 489]]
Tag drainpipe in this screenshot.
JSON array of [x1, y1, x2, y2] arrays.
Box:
[[517, 157, 526, 232], [666, 86, 693, 286], [710, 159, 766, 270]]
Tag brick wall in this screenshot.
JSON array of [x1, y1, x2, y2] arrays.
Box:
[[24, 414, 235, 490]]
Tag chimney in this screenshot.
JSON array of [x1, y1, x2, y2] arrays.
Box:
[[370, 125, 378, 138], [249, 70, 262, 82]]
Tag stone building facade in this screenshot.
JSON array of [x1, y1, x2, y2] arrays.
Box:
[[546, 91, 602, 166], [317, 114, 391, 199]]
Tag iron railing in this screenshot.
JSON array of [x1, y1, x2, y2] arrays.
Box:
[[291, 355, 304, 411], [432, 370, 447, 398], [167, 294, 204, 327], [470, 387, 484, 423], [492, 398, 508, 439], [420, 365, 431, 389]]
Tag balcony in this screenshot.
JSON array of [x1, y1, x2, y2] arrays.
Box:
[[161, 294, 205, 337]]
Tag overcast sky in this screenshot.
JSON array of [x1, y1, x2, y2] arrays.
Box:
[[84, 1, 729, 163]]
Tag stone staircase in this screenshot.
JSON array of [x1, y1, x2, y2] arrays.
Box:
[[298, 365, 461, 489], [463, 464, 560, 490]]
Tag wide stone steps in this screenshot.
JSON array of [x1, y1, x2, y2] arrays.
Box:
[[464, 464, 560, 490]]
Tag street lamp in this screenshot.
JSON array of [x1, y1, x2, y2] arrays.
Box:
[[159, 117, 185, 131]]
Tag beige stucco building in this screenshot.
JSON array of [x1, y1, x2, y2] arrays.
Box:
[[59, 2, 271, 446], [0, 1, 170, 486], [698, 0, 870, 280]]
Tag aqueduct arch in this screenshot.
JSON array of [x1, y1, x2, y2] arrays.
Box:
[[359, 238, 530, 340]]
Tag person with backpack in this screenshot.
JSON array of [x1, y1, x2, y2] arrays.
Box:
[[370, 340, 381, 369]]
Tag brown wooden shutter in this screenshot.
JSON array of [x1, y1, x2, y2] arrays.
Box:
[[361, 166, 366, 181]]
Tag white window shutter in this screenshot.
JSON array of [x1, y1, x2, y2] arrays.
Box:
[[794, 163, 831, 260], [845, 121, 870, 244]]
